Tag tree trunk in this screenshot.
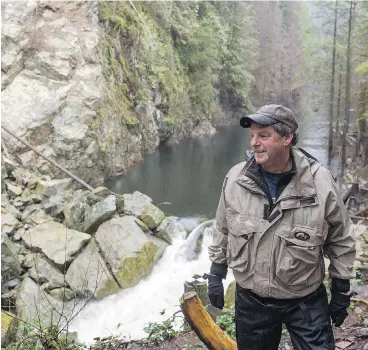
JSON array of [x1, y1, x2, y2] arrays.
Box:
[[357, 81, 368, 166], [328, 0, 338, 163], [335, 56, 344, 141], [340, 1, 354, 179]]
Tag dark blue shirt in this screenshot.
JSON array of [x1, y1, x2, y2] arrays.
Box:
[[261, 168, 285, 203]]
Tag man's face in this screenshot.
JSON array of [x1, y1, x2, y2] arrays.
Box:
[[250, 123, 291, 170]]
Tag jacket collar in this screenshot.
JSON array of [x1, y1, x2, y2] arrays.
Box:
[[236, 147, 319, 201]]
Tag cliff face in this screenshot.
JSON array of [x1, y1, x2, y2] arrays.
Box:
[[1, 1, 304, 184], [2, 1, 107, 184], [1, 1, 220, 184]]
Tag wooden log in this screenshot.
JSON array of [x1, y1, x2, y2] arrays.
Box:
[[180, 291, 237, 350]]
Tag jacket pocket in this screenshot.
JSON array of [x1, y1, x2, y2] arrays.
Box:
[[226, 215, 259, 273], [275, 224, 324, 286]]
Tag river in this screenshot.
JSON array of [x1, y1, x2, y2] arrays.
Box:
[[106, 105, 331, 218], [70, 102, 331, 343]]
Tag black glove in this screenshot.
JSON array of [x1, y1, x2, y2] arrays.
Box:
[[329, 279, 355, 327], [207, 274, 224, 310]]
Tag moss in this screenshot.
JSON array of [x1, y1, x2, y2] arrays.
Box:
[[1, 311, 18, 345], [116, 241, 158, 289]]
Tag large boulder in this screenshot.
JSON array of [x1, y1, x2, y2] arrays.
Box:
[[63, 201, 89, 232], [140, 203, 165, 229], [66, 239, 120, 299], [123, 191, 152, 217], [23, 221, 90, 267], [28, 253, 66, 289], [1, 234, 21, 284], [95, 216, 166, 289], [123, 191, 164, 229], [35, 178, 74, 199], [156, 216, 187, 244], [16, 277, 75, 327], [63, 195, 117, 233], [83, 195, 116, 233], [1, 212, 22, 235]]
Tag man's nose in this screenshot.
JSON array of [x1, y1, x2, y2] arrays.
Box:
[[251, 135, 260, 147]]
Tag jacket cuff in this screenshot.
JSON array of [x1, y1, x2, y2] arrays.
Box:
[[331, 278, 350, 293], [210, 262, 228, 279]]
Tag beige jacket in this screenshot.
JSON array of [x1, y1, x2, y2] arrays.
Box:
[[209, 148, 356, 299]]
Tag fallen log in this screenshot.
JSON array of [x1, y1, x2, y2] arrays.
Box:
[[180, 291, 237, 350]]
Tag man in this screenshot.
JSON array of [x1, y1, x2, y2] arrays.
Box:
[[207, 104, 356, 350]]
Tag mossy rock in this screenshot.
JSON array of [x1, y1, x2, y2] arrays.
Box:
[[1, 311, 18, 346], [116, 241, 158, 289], [140, 204, 165, 229], [224, 280, 236, 309]]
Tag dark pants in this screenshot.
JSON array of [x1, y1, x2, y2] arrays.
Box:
[[235, 284, 334, 350]]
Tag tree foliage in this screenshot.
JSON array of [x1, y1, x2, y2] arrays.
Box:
[[99, 1, 259, 123]]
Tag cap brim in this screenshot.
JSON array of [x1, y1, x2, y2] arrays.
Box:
[[240, 114, 278, 128]]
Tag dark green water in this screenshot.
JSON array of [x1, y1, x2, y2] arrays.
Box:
[[106, 110, 329, 217]]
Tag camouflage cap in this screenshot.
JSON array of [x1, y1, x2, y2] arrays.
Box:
[[240, 104, 298, 131]]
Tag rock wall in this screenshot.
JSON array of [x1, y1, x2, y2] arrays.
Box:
[[1, 1, 218, 185]]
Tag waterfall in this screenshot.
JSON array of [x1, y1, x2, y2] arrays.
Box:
[[69, 218, 233, 344]]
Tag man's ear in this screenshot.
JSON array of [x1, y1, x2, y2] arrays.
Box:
[[284, 133, 294, 146]]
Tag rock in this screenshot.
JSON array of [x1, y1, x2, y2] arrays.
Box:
[[12, 169, 49, 188], [35, 178, 74, 199], [95, 216, 165, 289], [23, 221, 91, 267], [123, 191, 152, 217], [66, 239, 120, 299], [1, 212, 21, 235], [83, 195, 116, 233], [224, 280, 236, 308], [21, 187, 42, 205], [1, 195, 21, 219], [134, 217, 150, 232], [1, 234, 21, 283], [156, 217, 187, 244], [6, 183, 23, 198], [190, 120, 216, 137], [63, 201, 89, 232], [1, 311, 18, 346], [92, 187, 112, 199], [115, 193, 124, 214], [140, 203, 165, 229], [28, 254, 66, 289], [16, 277, 75, 327], [4, 278, 21, 290], [21, 204, 42, 220], [43, 194, 67, 217], [1, 157, 8, 193], [2, 158, 18, 173], [364, 230, 368, 245], [48, 287, 75, 301], [12, 197, 24, 208], [25, 208, 54, 226], [13, 228, 26, 241]]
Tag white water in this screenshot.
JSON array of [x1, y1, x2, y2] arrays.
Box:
[[69, 219, 233, 344]]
